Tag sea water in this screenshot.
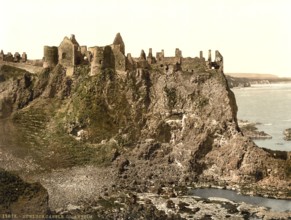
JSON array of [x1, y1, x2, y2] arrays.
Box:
[[232, 83, 291, 151], [189, 84, 291, 212], [190, 188, 291, 212]]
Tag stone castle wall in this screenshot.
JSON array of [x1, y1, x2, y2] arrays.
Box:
[[58, 37, 76, 67], [0, 50, 27, 63], [111, 45, 126, 71], [3, 33, 223, 76], [0, 60, 43, 74], [90, 46, 107, 75], [181, 57, 205, 72]]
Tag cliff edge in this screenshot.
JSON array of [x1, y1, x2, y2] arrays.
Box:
[[0, 36, 290, 216]]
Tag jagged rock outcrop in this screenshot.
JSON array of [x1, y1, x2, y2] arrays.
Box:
[[239, 120, 272, 140], [0, 64, 72, 119], [225, 75, 251, 88], [0, 65, 35, 118]]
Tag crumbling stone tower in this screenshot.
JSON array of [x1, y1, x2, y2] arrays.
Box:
[[89, 46, 105, 67], [215, 50, 223, 71], [43, 46, 58, 68], [112, 33, 125, 55], [111, 33, 126, 71], [21, 52, 27, 62], [89, 33, 127, 75], [0, 50, 4, 61], [13, 52, 21, 62], [147, 48, 156, 64], [206, 50, 223, 71]]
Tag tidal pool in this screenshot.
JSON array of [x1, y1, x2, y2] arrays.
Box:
[[190, 188, 291, 212]]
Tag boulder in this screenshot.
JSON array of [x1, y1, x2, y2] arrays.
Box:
[[0, 169, 49, 215]]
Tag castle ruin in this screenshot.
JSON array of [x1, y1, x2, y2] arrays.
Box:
[[0, 50, 27, 63], [42, 33, 223, 75], [1, 33, 223, 75]]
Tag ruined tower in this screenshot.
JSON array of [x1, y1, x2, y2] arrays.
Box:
[[43, 46, 58, 68], [156, 50, 164, 62], [111, 33, 126, 71], [58, 34, 81, 68], [214, 50, 223, 72], [139, 50, 146, 61], [0, 50, 4, 61], [112, 33, 125, 55], [175, 48, 182, 64], [208, 50, 212, 62], [138, 49, 148, 68], [126, 53, 135, 70], [13, 52, 21, 62], [21, 52, 27, 62], [5, 53, 13, 62], [147, 48, 156, 64], [175, 48, 182, 58]]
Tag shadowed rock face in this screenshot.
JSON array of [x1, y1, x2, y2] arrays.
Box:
[[0, 169, 49, 214], [0, 61, 290, 214], [110, 69, 290, 197]]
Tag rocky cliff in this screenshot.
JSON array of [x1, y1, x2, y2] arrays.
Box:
[[225, 75, 251, 88], [0, 63, 290, 215]]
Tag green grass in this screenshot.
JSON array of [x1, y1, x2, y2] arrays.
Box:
[[0, 65, 29, 81]]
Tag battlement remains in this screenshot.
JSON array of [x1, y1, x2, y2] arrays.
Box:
[[42, 33, 223, 76], [0, 50, 28, 63]]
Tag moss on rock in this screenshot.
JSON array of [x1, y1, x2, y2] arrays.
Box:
[[0, 169, 48, 214]]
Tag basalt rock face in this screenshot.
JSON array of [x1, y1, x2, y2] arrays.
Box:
[[115, 69, 240, 184], [109, 68, 290, 196], [0, 62, 290, 209], [0, 65, 34, 118]]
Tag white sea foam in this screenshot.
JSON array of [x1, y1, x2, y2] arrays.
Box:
[[264, 123, 272, 126]]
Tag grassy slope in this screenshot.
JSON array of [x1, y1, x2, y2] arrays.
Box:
[[8, 66, 126, 170]]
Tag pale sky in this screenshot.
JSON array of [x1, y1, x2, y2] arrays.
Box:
[[1, 0, 291, 76]]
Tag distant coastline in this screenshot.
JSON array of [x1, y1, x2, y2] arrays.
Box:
[[226, 73, 291, 88]]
